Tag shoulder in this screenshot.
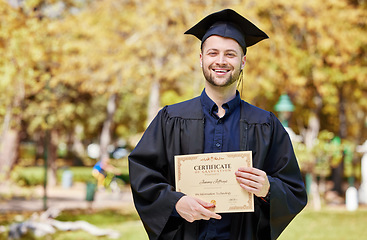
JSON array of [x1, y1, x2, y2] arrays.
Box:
[[162, 97, 203, 119], [241, 100, 275, 125]]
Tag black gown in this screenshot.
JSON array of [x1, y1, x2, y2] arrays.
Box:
[[128, 96, 307, 240]]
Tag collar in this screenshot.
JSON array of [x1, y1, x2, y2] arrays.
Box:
[[200, 89, 241, 117]]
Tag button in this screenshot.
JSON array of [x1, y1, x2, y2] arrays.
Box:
[[215, 143, 221, 148]]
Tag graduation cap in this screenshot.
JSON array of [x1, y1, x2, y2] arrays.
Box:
[[185, 9, 268, 54]]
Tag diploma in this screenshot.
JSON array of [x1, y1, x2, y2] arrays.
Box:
[[175, 151, 254, 213]]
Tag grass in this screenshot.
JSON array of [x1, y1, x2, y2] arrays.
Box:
[[3, 206, 367, 239], [1, 209, 148, 240], [54, 206, 367, 240], [52, 209, 148, 240], [278, 206, 367, 240]]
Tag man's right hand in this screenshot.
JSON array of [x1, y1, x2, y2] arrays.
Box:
[[175, 196, 222, 222]]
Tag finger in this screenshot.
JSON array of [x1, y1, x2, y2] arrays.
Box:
[[196, 197, 215, 208], [239, 183, 263, 197], [236, 176, 262, 186], [200, 215, 210, 221], [236, 167, 268, 183], [237, 176, 270, 197], [237, 167, 265, 177], [189, 197, 221, 220], [188, 206, 221, 221], [236, 172, 264, 185], [200, 208, 222, 220], [195, 199, 222, 220]]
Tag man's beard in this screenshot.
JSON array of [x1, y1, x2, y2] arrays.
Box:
[[202, 67, 241, 87]]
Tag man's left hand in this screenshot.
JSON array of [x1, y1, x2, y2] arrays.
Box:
[[235, 167, 270, 198]]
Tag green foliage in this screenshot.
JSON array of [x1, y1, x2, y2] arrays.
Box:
[[11, 167, 94, 186], [10, 165, 129, 187], [11, 166, 45, 186], [61, 167, 96, 183], [295, 130, 358, 178]]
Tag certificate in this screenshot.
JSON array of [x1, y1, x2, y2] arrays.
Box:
[[175, 151, 254, 213]]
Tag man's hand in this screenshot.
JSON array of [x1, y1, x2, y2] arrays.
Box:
[[175, 196, 222, 222], [235, 167, 270, 198]]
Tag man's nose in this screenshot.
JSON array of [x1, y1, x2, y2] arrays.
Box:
[[216, 54, 227, 65]]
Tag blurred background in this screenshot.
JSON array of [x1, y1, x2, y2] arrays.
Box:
[[0, 0, 366, 239]]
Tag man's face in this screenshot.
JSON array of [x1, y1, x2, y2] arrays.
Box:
[[200, 35, 246, 88]]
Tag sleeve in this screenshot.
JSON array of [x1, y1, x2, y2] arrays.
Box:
[[128, 108, 185, 240], [264, 113, 308, 240]]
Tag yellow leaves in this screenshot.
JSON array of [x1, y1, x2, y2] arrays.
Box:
[[29, 45, 47, 63], [318, 37, 335, 54], [0, 0, 365, 139], [325, 55, 345, 68], [0, 62, 17, 89], [313, 68, 328, 83], [292, 76, 308, 88], [22, 0, 43, 11]]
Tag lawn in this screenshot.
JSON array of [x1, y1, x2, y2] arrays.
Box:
[[278, 207, 367, 240], [55, 206, 367, 240], [52, 212, 148, 240], [119, 207, 367, 240], [3, 206, 367, 239], [1, 209, 148, 240]]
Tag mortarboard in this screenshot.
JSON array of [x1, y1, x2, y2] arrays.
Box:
[[184, 9, 268, 54]]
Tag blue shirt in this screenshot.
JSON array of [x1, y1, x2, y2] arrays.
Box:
[[198, 89, 241, 240], [93, 161, 103, 172]]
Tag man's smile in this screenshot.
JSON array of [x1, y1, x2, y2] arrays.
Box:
[[212, 69, 230, 75]]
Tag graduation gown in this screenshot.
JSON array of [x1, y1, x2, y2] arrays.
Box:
[[128, 96, 307, 240]]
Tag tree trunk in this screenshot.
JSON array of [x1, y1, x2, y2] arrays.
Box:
[[303, 95, 322, 210], [304, 113, 320, 149], [99, 94, 117, 161], [338, 86, 348, 139], [310, 173, 321, 211], [0, 61, 25, 181], [47, 129, 58, 187], [146, 80, 160, 128], [304, 114, 321, 210], [0, 106, 21, 181], [331, 87, 347, 195], [146, 57, 163, 128], [0, 129, 20, 180], [71, 125, 86, 165]]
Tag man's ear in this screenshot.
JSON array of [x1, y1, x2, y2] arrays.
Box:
[[200, 53, 203, 67], [241, 55, 247, 70]]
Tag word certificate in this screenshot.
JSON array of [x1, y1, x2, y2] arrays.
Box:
[[175, 151, 254, 213]]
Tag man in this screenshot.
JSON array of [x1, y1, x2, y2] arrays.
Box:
[[129, 9, 307, 240], [92, 157, 121, 189]]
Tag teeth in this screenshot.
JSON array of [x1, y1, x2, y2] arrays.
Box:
[[214, 70, 229, 73]]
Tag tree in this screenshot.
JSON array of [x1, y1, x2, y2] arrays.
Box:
[[0, 2, 51, 179], [0, 0, 366, 194]]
